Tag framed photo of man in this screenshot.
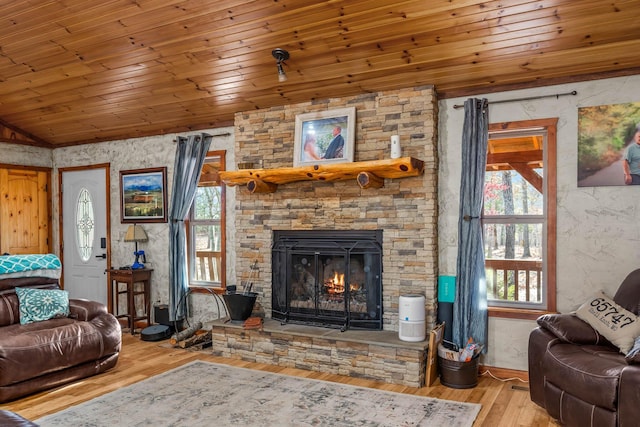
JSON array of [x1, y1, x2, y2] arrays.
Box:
[[293, 107, 355, 167], [578, 101, 640, 187]]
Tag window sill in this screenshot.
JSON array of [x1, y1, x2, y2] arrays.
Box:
[[189, 285, 225, 295], [488, 306, 556, 320]]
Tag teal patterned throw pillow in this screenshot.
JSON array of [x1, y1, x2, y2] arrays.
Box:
[[15, 287, 70, 324]]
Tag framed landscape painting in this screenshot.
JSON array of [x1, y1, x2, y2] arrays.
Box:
[[293, 107, 355, 167], [120, 167, 167, 223]]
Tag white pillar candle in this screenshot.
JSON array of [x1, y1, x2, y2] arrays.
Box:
[[390, 135, 401, 159]]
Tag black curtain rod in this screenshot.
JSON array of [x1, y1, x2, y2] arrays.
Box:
[[452, 90, 577, 109]]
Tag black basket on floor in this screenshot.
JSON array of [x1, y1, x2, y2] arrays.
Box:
[[438, 355, 480, 389]]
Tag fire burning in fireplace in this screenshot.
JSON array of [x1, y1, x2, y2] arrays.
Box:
[[325, 272, 361, 295]]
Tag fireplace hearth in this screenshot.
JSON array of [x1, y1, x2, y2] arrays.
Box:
[[271, 230, 382, 330]]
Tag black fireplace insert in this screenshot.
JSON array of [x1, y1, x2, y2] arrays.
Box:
[[271, 230, 383, 330]]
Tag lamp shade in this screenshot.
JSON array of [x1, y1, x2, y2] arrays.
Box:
[[124, 224, 148, 242]]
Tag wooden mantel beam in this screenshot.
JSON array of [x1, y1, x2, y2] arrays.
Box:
[[357, 171, 384, 189], [219, 157, 424, 192], [247, 179, 278, 194]]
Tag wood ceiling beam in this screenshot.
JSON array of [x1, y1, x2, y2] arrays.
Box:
[[0, 118, 51, 147], [510, 162, 543, 194], [487, 150, 543, 165]]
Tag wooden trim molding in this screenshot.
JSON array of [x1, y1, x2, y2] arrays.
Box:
[[479, 364, 529, 383], [488, 306, 555, 320]]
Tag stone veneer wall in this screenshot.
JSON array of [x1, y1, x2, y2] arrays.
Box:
[[232, 86, 438, 331], [211, 321, 428, 387]]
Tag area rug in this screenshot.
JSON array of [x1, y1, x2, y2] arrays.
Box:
[[36, 361, 481, 427]]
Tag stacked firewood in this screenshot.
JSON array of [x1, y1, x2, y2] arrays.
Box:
[[169, 321, 212, 349]]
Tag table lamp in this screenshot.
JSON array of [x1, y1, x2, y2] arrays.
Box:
[[124, 224, 148, 269]]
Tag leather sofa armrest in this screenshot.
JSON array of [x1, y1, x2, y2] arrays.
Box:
[[537, 313, 612, 346], [528, 326, 556, 408], [618, 366, 640, 426], [68, 299, 108, 321]]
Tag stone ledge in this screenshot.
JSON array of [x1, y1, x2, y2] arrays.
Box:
[[210, 319, 428, 387]]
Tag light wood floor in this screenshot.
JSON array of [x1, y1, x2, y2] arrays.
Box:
[[1, 333, 559, 426]]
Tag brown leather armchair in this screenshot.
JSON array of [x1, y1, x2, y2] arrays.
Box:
[[0, 276, 121, 403], [529, 269, 640, 427]]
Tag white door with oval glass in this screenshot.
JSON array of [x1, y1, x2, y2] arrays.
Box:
[[62, 168, 108, 305]]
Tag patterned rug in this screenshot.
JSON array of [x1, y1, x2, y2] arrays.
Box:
[[36, 361, 481, 427]]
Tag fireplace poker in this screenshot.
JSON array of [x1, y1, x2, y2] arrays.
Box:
[[245, 282, 253, 295], [242, 260, 259, 294]]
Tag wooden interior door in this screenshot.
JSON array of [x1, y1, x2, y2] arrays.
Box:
[[0, 167, 51, 254]]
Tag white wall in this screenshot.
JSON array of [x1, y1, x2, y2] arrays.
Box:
[[438, 74, 640, 370], [51, 128, 236, 324], [0, 143, 52, 167]]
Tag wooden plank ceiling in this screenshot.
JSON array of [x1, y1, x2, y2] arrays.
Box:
[[0, 0, 639, 147]]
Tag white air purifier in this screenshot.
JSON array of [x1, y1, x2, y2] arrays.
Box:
[[398, 294, 426, 342]]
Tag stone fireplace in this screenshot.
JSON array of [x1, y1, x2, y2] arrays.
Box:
[[271, 230, 383, 330], [214, 86, 438, 387], [231, 86, 438, 332]]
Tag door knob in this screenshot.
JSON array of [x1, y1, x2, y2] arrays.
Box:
[[95, 253, 106, 259]]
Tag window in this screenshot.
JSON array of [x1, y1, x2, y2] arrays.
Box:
[[76, 187, 95, 262], [188, 151, 226, 289], [483, 119, 557, 319]]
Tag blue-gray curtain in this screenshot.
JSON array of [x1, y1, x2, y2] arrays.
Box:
[[169, 133, 212, 321], [453, 98, 489, 350]]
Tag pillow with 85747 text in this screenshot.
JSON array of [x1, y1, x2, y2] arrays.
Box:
[[575, 291, 640, 354]]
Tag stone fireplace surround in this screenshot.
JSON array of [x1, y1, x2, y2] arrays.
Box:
[[222, 86, 438, 386]]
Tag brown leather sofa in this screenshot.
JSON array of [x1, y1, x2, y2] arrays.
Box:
[[0, 276, 121, 403], [528, 269, 640, 427]]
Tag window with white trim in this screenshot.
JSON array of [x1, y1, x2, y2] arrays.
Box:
[[484, 119, 557, 316], [188, 151, 226, 289]]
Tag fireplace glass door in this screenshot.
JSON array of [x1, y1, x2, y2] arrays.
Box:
[[272, 230, 382, 330]]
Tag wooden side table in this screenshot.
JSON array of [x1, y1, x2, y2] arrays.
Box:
[[106, 268, 153, 335]]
